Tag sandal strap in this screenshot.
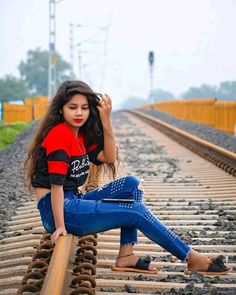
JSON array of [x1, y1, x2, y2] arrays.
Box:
[[117, 253, 134, 259], [208, 255, 229, 272], [136, 255, 152, 270]]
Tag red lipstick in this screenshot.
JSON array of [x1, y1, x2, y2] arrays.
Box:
[[75, 118, 83, 123]]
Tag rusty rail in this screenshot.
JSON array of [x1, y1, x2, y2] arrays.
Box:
[[40, 234, 74, 295]]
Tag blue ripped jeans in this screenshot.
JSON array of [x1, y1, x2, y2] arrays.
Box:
[[37, 176, 191, 261]]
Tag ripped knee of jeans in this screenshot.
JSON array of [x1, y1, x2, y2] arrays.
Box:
[[131, 178, 144, 202], [138, 179, 144, 191]]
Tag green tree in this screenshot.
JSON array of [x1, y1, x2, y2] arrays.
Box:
[[181, 81, 236, 100], [217, 81, 236, 100], [0, 75, 30, 101], [182, 84, 217, 99], [19, 47, 73, 96]]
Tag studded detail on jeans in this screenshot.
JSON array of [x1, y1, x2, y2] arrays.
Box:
[[164, 228, 178, 241], [132, 188, 143, 202], [118, 202, 134, 209], [144, 208, 156, 224], [110, 177, 126, 195]]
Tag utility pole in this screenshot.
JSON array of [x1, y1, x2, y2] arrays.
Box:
[[48, 0, 57, 99], [148, 51, 155, 105], [78, 44, 82, 79], [69, 23, 74, 78]]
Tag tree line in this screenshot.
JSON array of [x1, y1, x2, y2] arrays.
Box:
[[122, 82, 236, 109]]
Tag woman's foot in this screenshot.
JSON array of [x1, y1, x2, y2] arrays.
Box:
[[115, 253, 157, 272], [186, 250, 232, 275], [187, 251, 210, 272]]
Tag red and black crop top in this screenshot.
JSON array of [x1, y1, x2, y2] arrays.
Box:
[[32, 123, 103, 190]]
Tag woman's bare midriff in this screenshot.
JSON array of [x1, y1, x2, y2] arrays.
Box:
[[35, 187, 51, 202]]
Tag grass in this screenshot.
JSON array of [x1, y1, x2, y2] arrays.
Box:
[[0, 122, 31, 150]]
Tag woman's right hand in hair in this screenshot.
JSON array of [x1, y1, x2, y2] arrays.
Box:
[[97, 93, 112, 123], [51, 226, 67, 244]]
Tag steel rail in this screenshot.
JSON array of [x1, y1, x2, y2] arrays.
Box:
[[128, 109, 236, 175], [40, 234, 74, 295]]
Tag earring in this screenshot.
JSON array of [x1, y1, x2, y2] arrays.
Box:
[[59, 110, 62, 114]]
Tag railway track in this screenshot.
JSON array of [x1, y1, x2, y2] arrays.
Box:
[[0, 110, 235, 294]]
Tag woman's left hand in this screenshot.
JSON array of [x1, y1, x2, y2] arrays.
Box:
[[97, 93, 112, 123], [51, 226, 67, 245]]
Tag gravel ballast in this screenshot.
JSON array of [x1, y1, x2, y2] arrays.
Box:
[[0, 125, 36, 239]]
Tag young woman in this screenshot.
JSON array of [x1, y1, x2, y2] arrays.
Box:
[[25, 80, 231, 275]]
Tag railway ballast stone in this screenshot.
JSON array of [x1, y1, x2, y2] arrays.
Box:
[[0, 124, 36, 240]]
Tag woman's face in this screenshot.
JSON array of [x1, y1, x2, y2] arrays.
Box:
[[62, 94, 90, 134]]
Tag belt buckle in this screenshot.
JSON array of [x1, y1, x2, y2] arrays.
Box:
[[74, 187, 83, 197]]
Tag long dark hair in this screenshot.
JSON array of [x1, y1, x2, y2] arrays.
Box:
[[25, 80, 119, 191]]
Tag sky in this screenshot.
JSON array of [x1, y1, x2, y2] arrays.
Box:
[[0, 0, 236, 108]]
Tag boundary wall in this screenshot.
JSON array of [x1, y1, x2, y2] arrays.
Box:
[[141, 98, 236, 135], [3, 96, 48, 124]]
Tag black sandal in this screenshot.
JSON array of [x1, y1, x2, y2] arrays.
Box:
[[112, 254, 158, 274], [185, 255, 232, 275]]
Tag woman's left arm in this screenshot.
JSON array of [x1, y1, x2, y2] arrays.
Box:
[[97, 94, 116, 164]]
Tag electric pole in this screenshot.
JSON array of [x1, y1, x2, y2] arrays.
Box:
[[48, 0, 57, 99], [69, 23, 74, 78]]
